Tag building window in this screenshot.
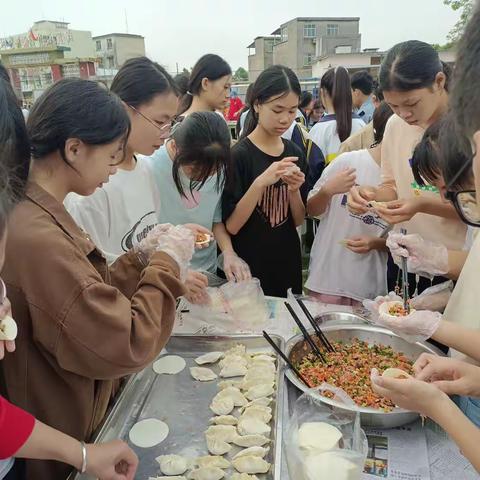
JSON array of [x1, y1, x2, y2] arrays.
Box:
[[303, 24, 316, 38], [107, 38, 113, 50], [107, 56, 115, 68], [327, 24, 339, 36], [95, 40, 101, 51], [281, 27, 288, 42], [265, 40, 274, 53], [304, 53, 314, 66]]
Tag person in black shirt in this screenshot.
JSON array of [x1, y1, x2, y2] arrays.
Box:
[[222, 65, 308, 297]]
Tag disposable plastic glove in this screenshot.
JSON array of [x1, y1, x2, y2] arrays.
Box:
[[387, 232, 449, 278], [362, 292, 402, 321], [218, 251, 252, 282], [410, 281, 453, 312], [136, 223, 173, 260], [155, 225, 195, 280]]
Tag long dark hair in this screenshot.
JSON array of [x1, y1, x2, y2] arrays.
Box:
[[241, 65, 301, 139], [320, 67, 352, 142], [235, 83, 254, 137], [28, 78, 130, 166], [177, 54, 232, 115], [380, 40, 451, 93], [110, 56, 177, 107], [0, 74, 30, 233], [372, 102, 394, 145], [171, 111, 231, 197]]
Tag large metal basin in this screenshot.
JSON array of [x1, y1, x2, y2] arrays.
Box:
[[285, 322, 444, 428]]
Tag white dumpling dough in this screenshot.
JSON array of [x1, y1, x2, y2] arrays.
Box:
[[303, 451, 359, 480], [245, 384, 274, 401], [206, 435, 232, 456], [156, 454, 188, 475], [210, 394, 234, 416], [153, 355, 186, 375], [216, 387, 248, 407], [251, 354, 275, 362], [195, 455, 230, 469], [382, 367, 411, 379], [0, 315, 17, 341], [240, 405, 272, 424], [242, 398, 272, 408], [129, 418, 169, 448], [298, 422, 343, 454], [149, 476, 186, 480], [195, 351, 224, 365], [248, 360, 275, 372], [232, 446, 269, 460], [219, 363, 247, 378], [230, 474, 259, 480], [190, 367, 218, 382], [224, 344, 247, 356], [188, 466, 225, 480], [205, 425, 237, 443], [232, 456, 270, 474], [220, 355, 248, 369], [209, 415, 238, 426], [217, 380, 242, 390], [237, 417, 271, 436], [232, 434, 270, 448]]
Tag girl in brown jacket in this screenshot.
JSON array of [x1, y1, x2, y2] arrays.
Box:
[[1, 78, 195, 480]]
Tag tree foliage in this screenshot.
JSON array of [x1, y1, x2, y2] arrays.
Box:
[[233, 67, 248, 82], [444, 0, 474, 41]]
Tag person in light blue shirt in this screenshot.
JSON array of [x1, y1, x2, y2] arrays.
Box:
[[148, 111, 251, 287], [351, 70, 375, 123]]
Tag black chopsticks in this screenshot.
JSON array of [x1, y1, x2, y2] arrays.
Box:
[[296, 298, 335, 353], [400, 228, 410, 314], [262, 330, 310, 387], [284, 302, 327, 363]]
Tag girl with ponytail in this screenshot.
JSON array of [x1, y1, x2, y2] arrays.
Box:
[[308, 66, 366, 188]]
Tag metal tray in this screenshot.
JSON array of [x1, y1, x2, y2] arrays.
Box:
[[73, 334, 285, 480], [285, 323, 444, 428]]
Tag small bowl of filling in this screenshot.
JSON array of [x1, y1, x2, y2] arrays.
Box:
[[195, 233, 211, 247], [379, 301, 414, 318]]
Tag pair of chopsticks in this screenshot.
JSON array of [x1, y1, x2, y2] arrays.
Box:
[[400, 228, 410, 314]]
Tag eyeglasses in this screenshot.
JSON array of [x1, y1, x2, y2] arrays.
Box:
[[128, 105, 172, 139], [445, 190, 480, 227]]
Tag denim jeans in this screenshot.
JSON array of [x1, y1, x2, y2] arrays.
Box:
[[454, 395, 480, 427]]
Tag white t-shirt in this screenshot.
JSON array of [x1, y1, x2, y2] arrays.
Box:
[[65, 156, 160, 264], [305, 149, 388, 301]]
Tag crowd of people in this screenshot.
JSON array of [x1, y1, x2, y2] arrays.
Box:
[[1, 2, 480, 478]]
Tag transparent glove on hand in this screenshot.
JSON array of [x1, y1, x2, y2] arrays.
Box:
[[387, 232, 449, 278], [410, 281, 453, 312], [377, 309, 442, 343], [136, 223, 173, 260], [362, 292, 402, 321], [217, 251, 252, 282], [155, 225, 195, 280]]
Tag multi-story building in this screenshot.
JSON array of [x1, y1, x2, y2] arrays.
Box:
[[0, 20, 96, 103], [93, 33, 145, 70], [248, 17, 361, 81]]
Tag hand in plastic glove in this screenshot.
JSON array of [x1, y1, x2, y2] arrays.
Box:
[[136, 223, 173, 260], [387, 232, 449, 277], [362, 292, 402, 321], [219, 251, 252, 282], [377, 309, 442, 343], [0, 296, 15, 360], [413, 353, 480, 398], [371, 368, 449, 418], [410, 281, 453, 312], [184, 270, 209, 305], [155, 225, 195, 280], [183, 224, 214, 250]]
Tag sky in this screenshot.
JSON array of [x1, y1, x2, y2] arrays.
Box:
[[0, 0, 461, 73]]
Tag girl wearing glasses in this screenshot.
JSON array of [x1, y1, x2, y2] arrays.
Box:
[[1, 78, 194, 480], [348, 40, 467, 296]]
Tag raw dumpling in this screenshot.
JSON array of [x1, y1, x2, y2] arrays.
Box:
[[243, 369, 275, 384], [298, 422, 343, 454], [242, 398, 272, 408], [220, 355, 248, 369], [188, 466, 225, 480], [195, 455, 230, 469], [232, 456, 270, 474], [205, 425, 237, 443], [190, 367, 218, 382], [217, 380, 242, 390], [240, 405, 272, 424], [219, 363, 247, 378], [195, 351, 224, 365], [251, 354, 275, 362], [156, 455, 188, 475], [217, 387, 248, 407], [240, 378, 275, 391], [232, 434, 270, 448], [209, 415, 238, 426], [248, 360, 276, 372], [237, 417, 271, 436], [0, 315, 17, 341], [206, 435, 232, 455], [153, 355, 186, 375], [303, 451, 359, 480], [245, 384, 274, 401], [230, 474, 259, 480], [224, 344, 247, 357], [210, 394, 234, 416], [149, 476, 186, 480], [232, 446, 269, 460]]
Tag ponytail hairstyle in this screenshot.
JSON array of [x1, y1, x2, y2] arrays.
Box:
[[171, 111, 232, 197], [177, 54, 232, 115], [0, 72, 30, 233], [241, 65, 301, 139], [28, 78, 130, 167], [111, 56, 177, 107], [371, 101, 394, 145], [299, 90, 313, 110], [320, 67, 353, 142], [379, 40, 450, 93]]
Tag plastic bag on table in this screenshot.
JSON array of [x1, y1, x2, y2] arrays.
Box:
[[284, 384, 368, 480]]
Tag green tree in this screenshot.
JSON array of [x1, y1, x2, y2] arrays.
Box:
[[444, 0, 474, 41], [233, 67, 249, 82]]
